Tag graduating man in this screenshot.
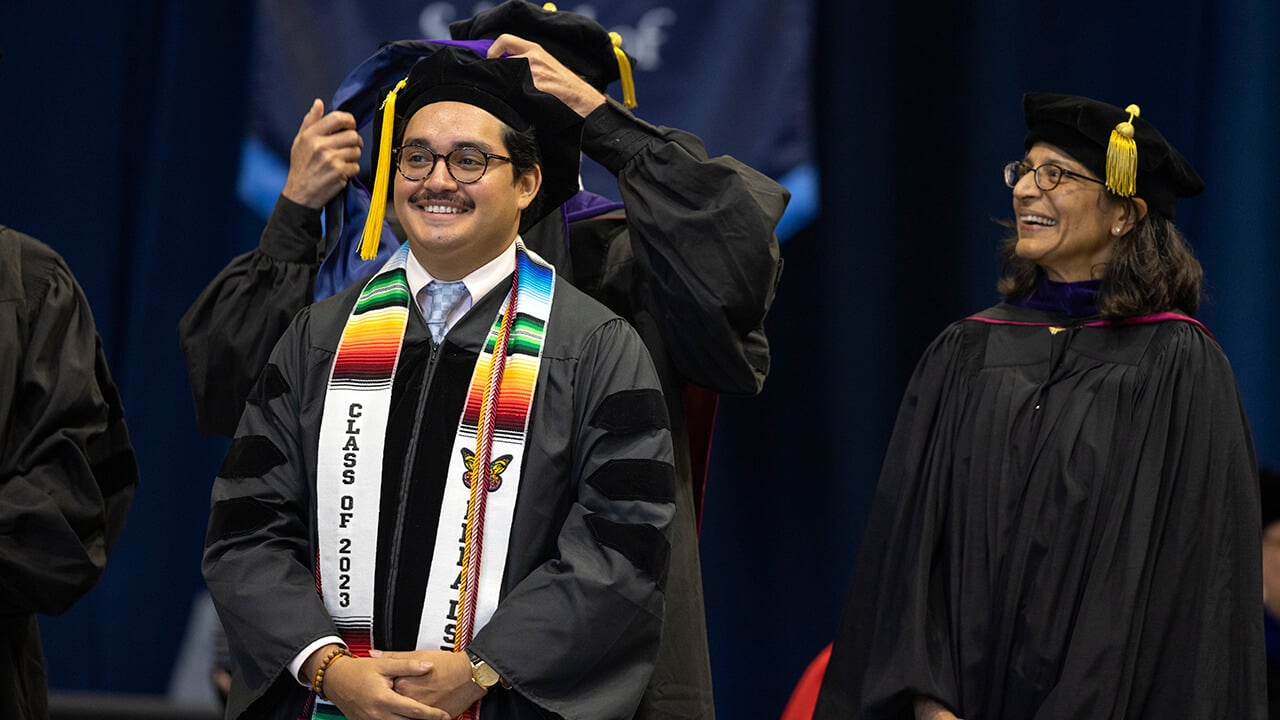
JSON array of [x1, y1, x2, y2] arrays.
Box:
[[202, 48, 676, 720], [182, 5, 785, 717]]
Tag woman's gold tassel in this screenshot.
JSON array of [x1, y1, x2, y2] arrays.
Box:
[[1106, 103, 1140, 197]]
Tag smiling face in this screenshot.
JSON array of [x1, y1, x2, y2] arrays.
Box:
[[1012, 143, 1133, 282], [393, 101, 540, 280]]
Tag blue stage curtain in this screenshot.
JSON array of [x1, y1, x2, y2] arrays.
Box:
[[1, 0, 253, 693]]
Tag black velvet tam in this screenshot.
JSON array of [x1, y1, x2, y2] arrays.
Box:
[[450, 0, 635, 92], [1022, 92, 1204, 219]]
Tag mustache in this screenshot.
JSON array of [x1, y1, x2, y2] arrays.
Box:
[[408, 190, 475, 210]]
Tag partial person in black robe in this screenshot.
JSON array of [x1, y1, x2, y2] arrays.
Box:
[[180, 6, 786, 718], [203, 49, 676, 720], [814, 93, 1264, 719], [0, 226, 138, 720]]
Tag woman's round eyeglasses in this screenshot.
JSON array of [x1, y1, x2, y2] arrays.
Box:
[[1003, 160, 1105, 192]]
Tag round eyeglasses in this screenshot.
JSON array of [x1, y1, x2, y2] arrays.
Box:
[[1003, 160, 1105, 192], [395, 145, 512, 184]]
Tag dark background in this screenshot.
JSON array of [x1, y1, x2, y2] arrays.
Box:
[[1, 1, 1276, 718]]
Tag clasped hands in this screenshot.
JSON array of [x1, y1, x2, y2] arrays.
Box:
[[315, 647, 486, 720]]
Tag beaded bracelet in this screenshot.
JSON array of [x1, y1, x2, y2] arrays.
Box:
[[311, 647, 355, 698]]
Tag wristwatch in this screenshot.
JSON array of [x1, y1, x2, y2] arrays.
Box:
[[469, 653, 506, 693]]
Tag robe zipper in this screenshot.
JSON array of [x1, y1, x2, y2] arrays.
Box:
[[382, 338, 443, 646]]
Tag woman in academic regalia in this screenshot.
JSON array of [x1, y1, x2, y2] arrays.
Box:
[[813, 93, 1264, 720]]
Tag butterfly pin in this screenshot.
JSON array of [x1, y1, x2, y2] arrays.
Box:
[[460, 448, 512, 492]]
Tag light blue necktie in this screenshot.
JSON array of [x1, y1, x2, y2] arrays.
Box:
[[422, 280, 468, 344]]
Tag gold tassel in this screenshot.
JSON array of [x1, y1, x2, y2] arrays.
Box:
[[610, 32, 637, 108], [539, 3, 636, 109], [1105, 103, 1140, 197], [359, 78, 408, 261]]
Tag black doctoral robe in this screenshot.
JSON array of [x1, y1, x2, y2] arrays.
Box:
[[203, 266, 677, 720], [0, 227, 138, 720], [814, 303, 1264, 719]]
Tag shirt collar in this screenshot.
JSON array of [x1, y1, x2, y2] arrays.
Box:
[[404, 239, 519, 315]]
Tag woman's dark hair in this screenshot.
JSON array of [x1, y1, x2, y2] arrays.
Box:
[[996, 199, 1203, 318]]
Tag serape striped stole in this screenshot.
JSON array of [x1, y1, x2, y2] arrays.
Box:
[[311, 241, 554, 719]]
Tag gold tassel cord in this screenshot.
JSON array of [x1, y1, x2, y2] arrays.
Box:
[[538, 3, 635, 109], [610, 32, 637, 108], [359, 78, 408, 261], [1106, 103, 1140, 197]]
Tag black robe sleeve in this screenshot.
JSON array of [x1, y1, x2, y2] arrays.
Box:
[[0, 229, 137, 616], [579, 99, 787, 396], [814, 323, 973, 720], [178, 195, 323, 436], [201, 304, 335, 720]]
